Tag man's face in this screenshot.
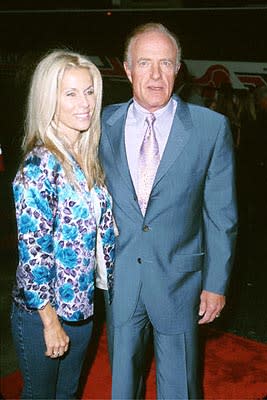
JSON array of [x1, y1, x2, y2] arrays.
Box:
[[124, 31, 179, 113]]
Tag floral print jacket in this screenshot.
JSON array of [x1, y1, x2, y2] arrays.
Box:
[[12, 146, 114, 322]]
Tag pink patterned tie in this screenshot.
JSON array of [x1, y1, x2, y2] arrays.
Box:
[[137, 113, 160, 215]]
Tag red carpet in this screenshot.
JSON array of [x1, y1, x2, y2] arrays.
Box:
[[1, 326, 267, 399]]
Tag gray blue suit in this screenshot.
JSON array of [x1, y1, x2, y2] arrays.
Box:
[[100, 96, 237, 399]]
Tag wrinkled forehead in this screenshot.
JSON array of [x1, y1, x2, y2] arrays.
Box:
[[129, 32, 179, 69], [133, 31, 177, 53]]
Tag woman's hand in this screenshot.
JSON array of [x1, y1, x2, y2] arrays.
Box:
[[38, 303, 70, 358]]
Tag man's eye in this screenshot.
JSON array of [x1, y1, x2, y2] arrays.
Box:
[[66, 92, 75, 97], [139, 61, 149, 67], [86, 88, 94, 95], [161, 60, 172, 67]]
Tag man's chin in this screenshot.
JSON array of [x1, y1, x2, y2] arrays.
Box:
[[145, 100, 168, 112]]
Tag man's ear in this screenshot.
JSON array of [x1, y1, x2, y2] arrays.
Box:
[[175, 62, 181, 75], [124, 62, 133, 83]]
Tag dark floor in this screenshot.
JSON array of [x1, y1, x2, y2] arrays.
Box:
[[1, 171, 267, 378]]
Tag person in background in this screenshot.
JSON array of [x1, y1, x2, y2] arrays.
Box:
[[175, 60, 204, 106], [233, 89, 256, 282], [11, 49, 115, 400], [234, 88, 256, 199], [100, 22, 237, 399], [214, 82, 240, 148], [247, 85, 267, 233]]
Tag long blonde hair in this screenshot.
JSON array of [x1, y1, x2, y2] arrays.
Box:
[[23, 49, 104, 189]]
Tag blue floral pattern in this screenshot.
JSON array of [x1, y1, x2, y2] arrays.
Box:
[[12, 146, 114, 321]]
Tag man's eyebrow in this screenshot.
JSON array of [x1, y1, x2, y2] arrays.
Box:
[[160, 58, 174, 62]]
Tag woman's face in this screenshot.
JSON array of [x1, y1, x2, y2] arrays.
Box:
[[54, 67, 95, 144]]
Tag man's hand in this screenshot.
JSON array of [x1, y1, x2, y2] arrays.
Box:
[[198, 290, 225, 324]]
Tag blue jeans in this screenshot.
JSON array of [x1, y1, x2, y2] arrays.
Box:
[[11, 303, 93, 400]]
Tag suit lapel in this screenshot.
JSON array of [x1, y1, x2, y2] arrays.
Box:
[[105, 97, 194, 218], [153, 97, 193, 188], [106, 101, 142, 217], [107, 112, 133, 191]]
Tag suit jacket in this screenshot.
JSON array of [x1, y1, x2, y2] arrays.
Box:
[[100, 96, 237, 334]]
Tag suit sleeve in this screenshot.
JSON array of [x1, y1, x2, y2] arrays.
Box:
[[202, 117, 238, 294]]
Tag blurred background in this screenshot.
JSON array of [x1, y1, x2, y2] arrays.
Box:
[[1, 0, 267, 378]]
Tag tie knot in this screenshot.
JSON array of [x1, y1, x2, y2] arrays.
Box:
[[145, 113, 156, 128]]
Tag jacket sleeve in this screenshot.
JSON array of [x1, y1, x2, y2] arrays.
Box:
[[13, 153, 58, 309], [96, 187, 115, 303], [202, 117, 238, 295]]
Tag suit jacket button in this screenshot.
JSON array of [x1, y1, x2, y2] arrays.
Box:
[[143, 225, 150, 232], [137, 257, 142, 264]]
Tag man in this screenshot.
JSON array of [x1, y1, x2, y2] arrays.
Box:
[[100, 23, 237, 399]]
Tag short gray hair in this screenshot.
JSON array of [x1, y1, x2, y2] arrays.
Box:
[[124, 22, 181, 72]]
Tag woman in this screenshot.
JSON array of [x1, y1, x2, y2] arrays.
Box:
[[11, 50, 115, 399]]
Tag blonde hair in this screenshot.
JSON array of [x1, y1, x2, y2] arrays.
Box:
[[22, 49, 104, 189], [124, 22, 181, 72]]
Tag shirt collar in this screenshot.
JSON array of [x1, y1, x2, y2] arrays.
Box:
[[132, 98, 175, 121]]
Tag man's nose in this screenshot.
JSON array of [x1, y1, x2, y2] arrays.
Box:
[[150, 63, 161, 79]]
